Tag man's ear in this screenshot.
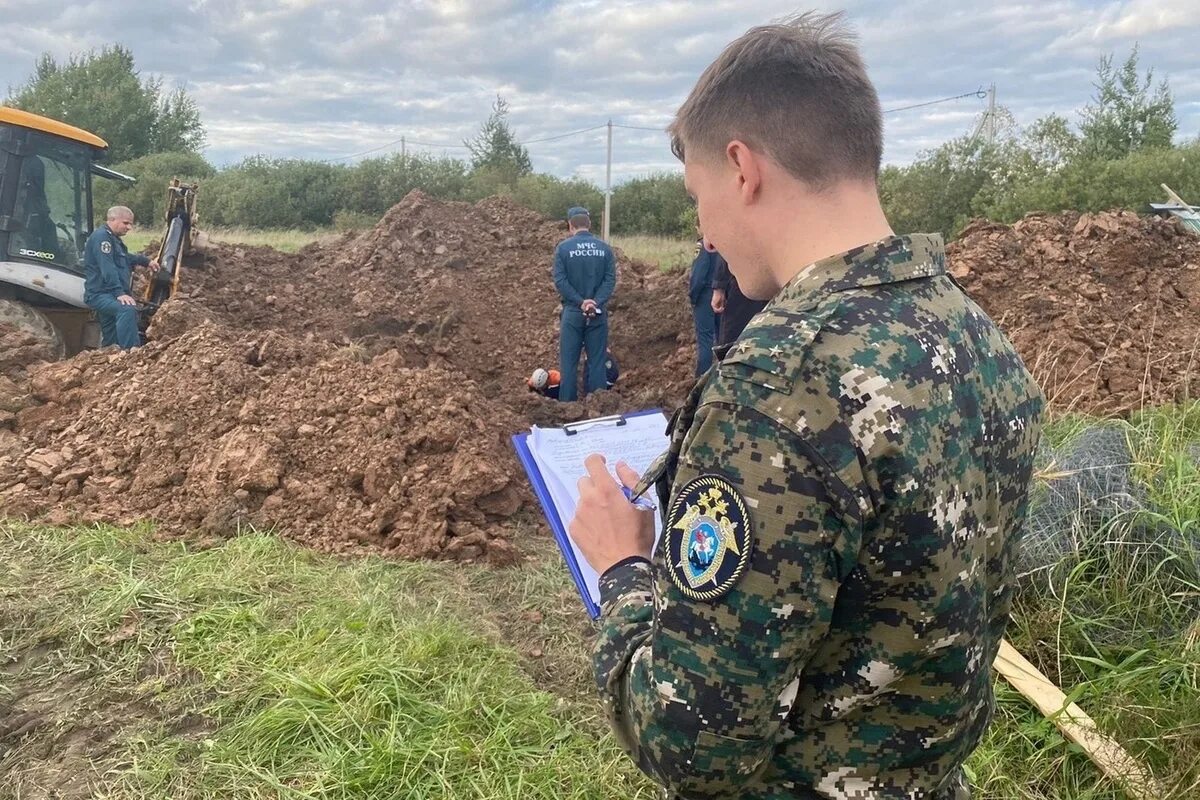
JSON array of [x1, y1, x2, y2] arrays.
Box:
[[726, 140, 761, 205]]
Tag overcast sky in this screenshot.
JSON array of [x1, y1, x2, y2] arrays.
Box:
[[3, 1, 1198, 184]]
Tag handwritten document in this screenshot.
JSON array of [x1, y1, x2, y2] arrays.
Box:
[[527, 412, 669, 607]]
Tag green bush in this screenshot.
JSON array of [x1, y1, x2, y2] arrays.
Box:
[[611, 172, 690, 237], [510, 173, 604, 221], [988, 144, 1200, 221], [93, 151, 215, 226], [204, 157, 345, 228], [339, 154, 471, 216]]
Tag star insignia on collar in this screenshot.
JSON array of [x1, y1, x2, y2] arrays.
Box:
[[768, 346, 783, 358], [734, 340, 752, 354]]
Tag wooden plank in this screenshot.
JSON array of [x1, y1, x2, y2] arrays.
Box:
[[993, 639, 1165, 800], [1161, 183, 1193, 211]]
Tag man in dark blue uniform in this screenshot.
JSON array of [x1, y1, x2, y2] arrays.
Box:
[[711, 251, 767, 347], [83, 206, 159, 349], [552, 206, 616, 402], [688, 234, 723, 375]]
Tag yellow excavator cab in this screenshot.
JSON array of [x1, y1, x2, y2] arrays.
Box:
[[0, 106, 130, 354], [0, 106, 109, 150]]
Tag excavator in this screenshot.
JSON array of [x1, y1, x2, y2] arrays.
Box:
[[0, 106, 201, 356]]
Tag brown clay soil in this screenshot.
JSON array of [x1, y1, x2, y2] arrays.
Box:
[[949, 210, 1200, 415], [0, 193, 694, 561], [2, 196, 1198, 557], [153, 192, 694, 412], [0, 322, 57, 385]]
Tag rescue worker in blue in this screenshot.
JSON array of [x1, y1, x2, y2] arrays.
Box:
[[711, 248, 767, 347], [552, 206, 616, 402], [688, 233, 723, 375], [83, 206, 159, 350]]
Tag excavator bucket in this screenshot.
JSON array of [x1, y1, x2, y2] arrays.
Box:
[[191, 227, 211, 255]]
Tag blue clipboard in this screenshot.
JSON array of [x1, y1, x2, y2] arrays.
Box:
[[511, 409, 665, 620]]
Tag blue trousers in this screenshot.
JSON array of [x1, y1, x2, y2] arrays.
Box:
[[88, 294, 142, 349], [559, 308, 608, 402], [693, 301, 719, 376]]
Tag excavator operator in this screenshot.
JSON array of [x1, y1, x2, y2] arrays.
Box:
[[83, 206, 159, 349]]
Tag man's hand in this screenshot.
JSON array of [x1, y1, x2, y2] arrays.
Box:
[[711, 288, 726, 313], [581, 299, 598, 315], [569, 455, 656, 575], [148, 259, 161, 272], [117, 294, 137, 307]]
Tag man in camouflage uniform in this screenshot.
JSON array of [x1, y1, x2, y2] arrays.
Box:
[[568, 12, 1044, 800]]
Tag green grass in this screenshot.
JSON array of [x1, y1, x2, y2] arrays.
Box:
[[0, 525, 652, 799], [124, 227, 339, 254], [2, 404, 1197, 799], [122, 227, 694, 268], [971, 402, 1200, 799], [611, 235, 694, 271]]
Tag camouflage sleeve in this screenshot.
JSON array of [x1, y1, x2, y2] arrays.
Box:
[[593, 400, 860, 799]]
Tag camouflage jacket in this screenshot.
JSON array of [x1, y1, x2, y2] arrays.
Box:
[[593, 234, 1044, 800]]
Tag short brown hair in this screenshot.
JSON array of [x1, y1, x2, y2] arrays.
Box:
[[669, 12, 882, 186], [569, 214, 591, 229]]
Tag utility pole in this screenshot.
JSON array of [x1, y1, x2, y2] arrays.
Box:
[[401, 136, 406, 158], [603, 119, 613, 242], [987, 84, 997, 146]]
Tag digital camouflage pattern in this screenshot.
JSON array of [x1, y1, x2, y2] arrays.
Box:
[[594, 234, 1045, 799]]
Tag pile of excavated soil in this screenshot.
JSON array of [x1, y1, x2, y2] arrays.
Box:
[[1, 192, 697, 561], [949, 210, 1200, 415], [11, 193, 1197, 561], [0, 322, 56, 383], [0, 324, 526, 563], [160, 192, 694, 412]]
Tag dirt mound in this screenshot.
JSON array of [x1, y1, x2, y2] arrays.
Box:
[[0, 324, 526, 563], [166, 192, 694, 411], [0, 321, 56, 382], [949, 210, 1200, 415], [0, 192, 699, 560]]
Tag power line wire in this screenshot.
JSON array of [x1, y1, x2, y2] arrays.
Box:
[[405, 138, 471, 149], [519, 123, 608, 144], [611, 90, 985, 134], [883, 89, 987, 115], [613, 123, 667, 132]]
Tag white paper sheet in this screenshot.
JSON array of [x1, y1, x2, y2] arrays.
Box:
[[527, 412, 669, 606]]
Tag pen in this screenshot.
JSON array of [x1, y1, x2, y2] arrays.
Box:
[[622, 485, 656, 511]]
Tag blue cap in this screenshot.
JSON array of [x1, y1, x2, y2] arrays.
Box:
[[567, 206, 590, 219]]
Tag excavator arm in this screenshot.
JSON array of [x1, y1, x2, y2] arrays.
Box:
[[139, 178, 206, 327]]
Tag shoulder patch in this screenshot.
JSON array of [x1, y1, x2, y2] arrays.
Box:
[[665, 475, 753, 601], [100, 241, 112, 254]]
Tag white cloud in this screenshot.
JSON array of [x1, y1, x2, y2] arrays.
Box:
[[1049, 1, 1199, 49], [1, 0, 1197, 179]]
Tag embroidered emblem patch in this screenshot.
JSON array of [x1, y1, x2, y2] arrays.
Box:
[[100, 241, 112, 254], [665, 475, 753, 601]]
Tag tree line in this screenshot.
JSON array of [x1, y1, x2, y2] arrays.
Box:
[[6, 45, 1194, 240]]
